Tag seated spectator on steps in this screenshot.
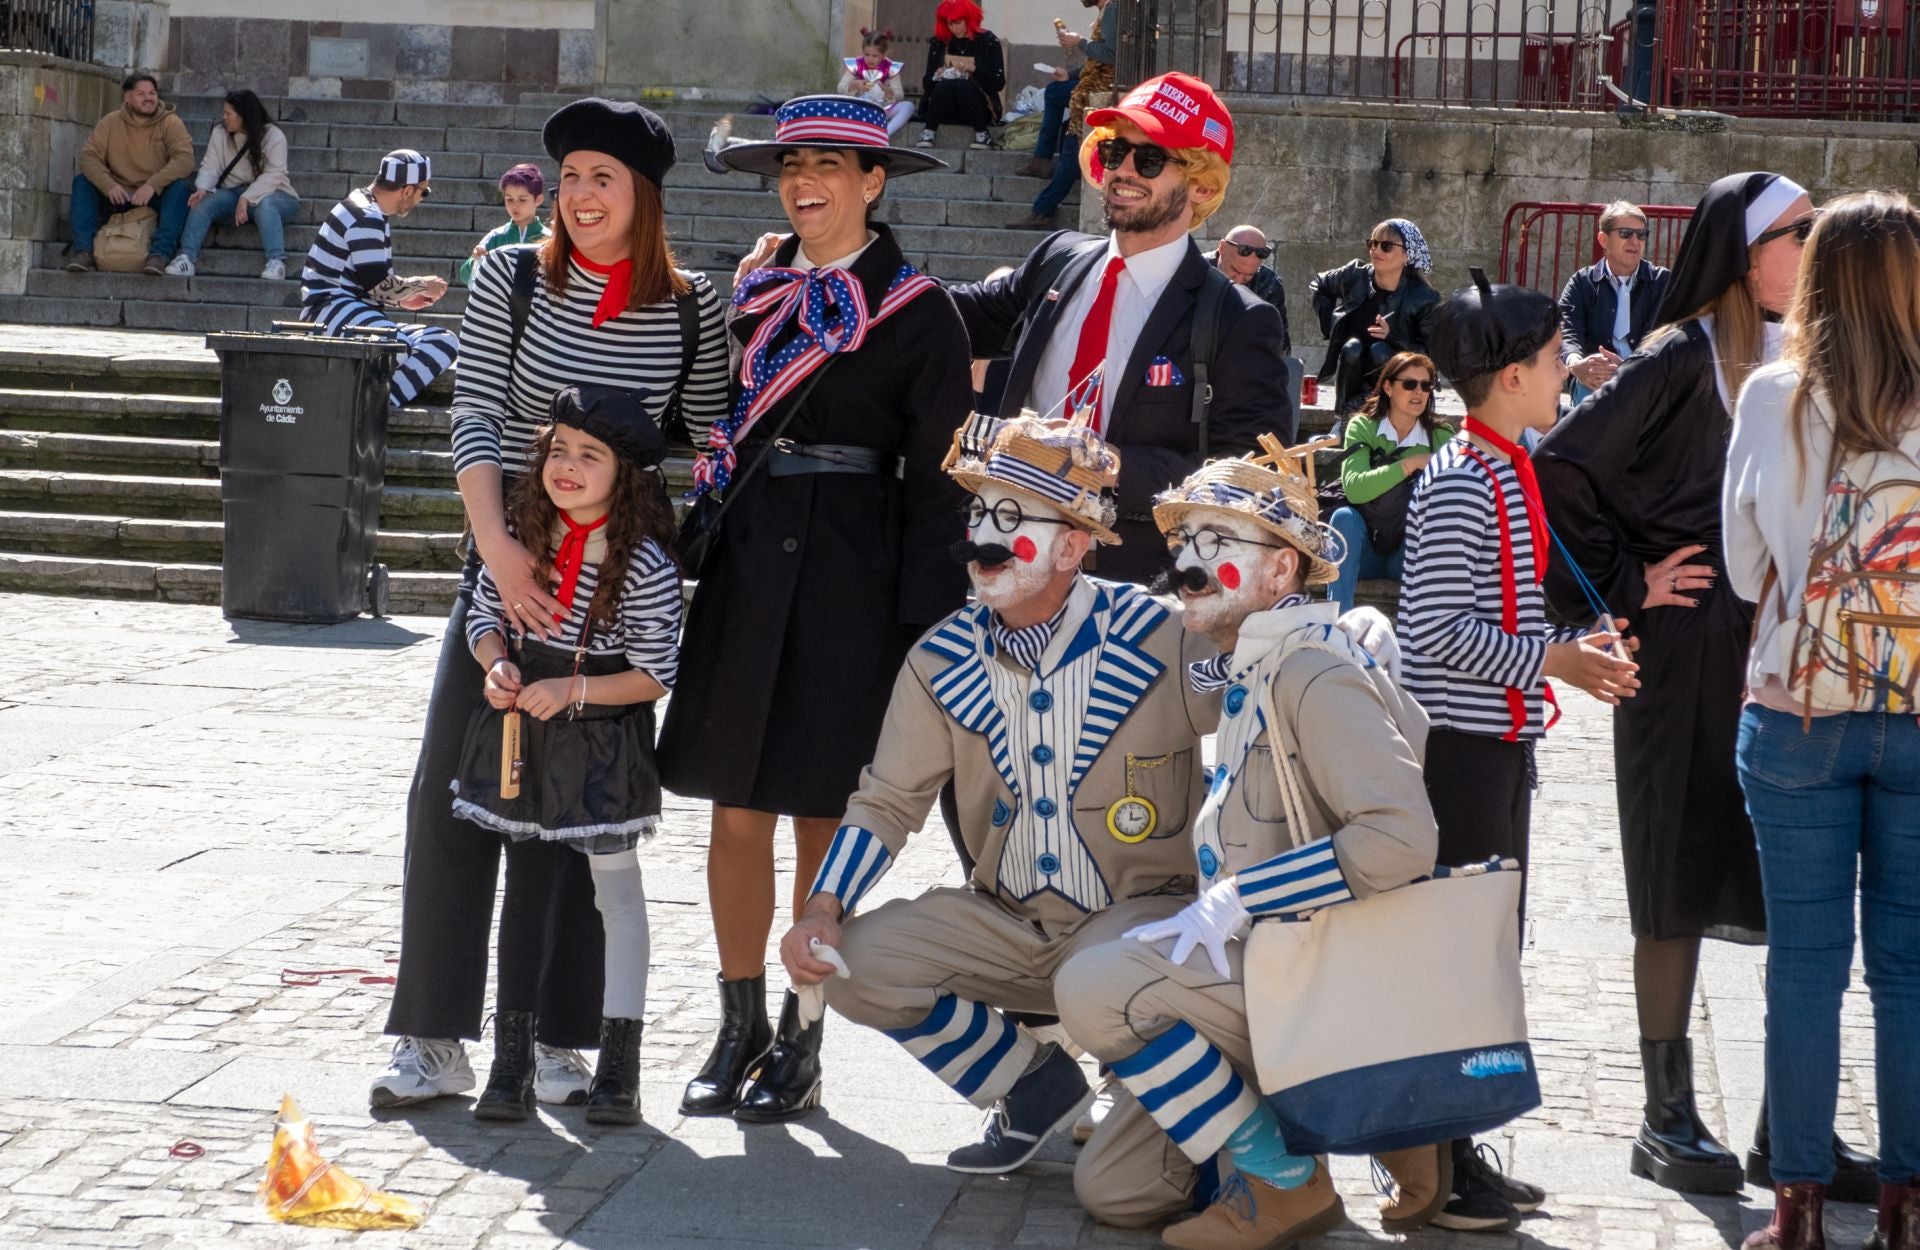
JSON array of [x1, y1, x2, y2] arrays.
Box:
[[1205, 224, 1291, 356], [1325, 351, 1454, 614], [456, 164, 548, 285], [1558, 200, 1672, 404], [917, 0, 1004, 151], [166, 89, 300, 281], [839, 28, 914, 137], [66, 72, 195, 277], [1009, 0, 1112, 229], [1310, 218, 1440, 414]]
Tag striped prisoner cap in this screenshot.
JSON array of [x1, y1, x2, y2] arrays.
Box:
[[378, 149, 432, 186]]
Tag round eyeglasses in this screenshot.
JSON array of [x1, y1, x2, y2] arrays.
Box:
[[963, 496, 1074, 533], [1164, 526, 1288, 560]]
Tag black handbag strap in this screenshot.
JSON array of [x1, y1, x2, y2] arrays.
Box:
[[1188, 265, 1234, 458], [212, 129, 248, 189], [700, 360, 837, 529]]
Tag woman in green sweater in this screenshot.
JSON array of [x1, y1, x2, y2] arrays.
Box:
[[456, 163, 549, 284], [1327, 350, 1454, 611]]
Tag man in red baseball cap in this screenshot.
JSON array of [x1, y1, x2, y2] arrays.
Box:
[[948, 70, 1294, 585]]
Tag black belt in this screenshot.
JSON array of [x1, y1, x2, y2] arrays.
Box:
[[763, 439, 904, 478]]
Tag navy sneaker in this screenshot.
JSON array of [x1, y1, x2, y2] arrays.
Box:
[[1471, 1141, 1547, 1214], [944, 1043, 1093, 1175], [1431, 1139, 1522, 1233]]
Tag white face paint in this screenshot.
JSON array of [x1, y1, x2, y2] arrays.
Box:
[[1169, 510, 1294, 637], [968, 484, 1069, 611]]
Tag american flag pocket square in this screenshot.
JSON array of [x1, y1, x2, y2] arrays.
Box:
[[1146, 356, 1185, 387]]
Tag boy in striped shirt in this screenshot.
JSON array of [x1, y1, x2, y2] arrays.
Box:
[[300, 149, 458, 407], [1395, 270, 1640, 1227]]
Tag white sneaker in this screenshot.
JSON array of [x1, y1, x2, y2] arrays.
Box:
[[534, 1044, 593, 1106], [917, 128, 937, 148], [972, 130, 993, 149], [368, 1036, 474, 1108], [1072, 1073, 1118, 1144], [163, 254, 194, 277], [260, 258, 286, 281]]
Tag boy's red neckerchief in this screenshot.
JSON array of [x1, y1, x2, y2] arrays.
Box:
[[1457, 415, 1560, 741]]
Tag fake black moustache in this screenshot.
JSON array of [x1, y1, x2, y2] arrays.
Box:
[[951, 539, 1016, 568], [1147, 564, 1212, 596]]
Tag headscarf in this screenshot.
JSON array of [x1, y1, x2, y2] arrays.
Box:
[[933, 0, 983, 41], [1379, 217, 1432, 274], [1656, 171, 1807, 323]]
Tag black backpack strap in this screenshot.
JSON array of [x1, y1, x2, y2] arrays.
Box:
[[506, 245, 540, 366], [658, 273, 704, 447], [1003, 236, 1108, 357], [1189, 267, 1234, 458]]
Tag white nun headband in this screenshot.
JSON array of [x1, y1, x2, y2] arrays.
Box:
[[1745, 176, 1809, 245]]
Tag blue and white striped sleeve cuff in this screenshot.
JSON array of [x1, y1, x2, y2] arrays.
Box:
[[1234, 837, 1354, 917], [809, 825, 893, 913]]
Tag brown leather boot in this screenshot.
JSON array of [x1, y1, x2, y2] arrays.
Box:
[[1868, 1178, 1920, 1250], [1742, 1182, 1827, 1249], [1013, 157, 1053, 178], [1162, 1159, 1345, 1250], [1374, 1141, 1452, 1233]]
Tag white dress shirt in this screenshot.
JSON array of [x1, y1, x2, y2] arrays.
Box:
[[1028, 232, 1191, 428], [794, 230, 879, 272]]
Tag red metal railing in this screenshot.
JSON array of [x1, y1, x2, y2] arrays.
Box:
[[1654, 0, 1920, 121], [1499, 202, 1694, 297]]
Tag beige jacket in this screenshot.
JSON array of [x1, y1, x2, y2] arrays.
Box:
[[819, 576, 1217, 931], [79, 104, 195, 196], [194, 123, 298, 203]]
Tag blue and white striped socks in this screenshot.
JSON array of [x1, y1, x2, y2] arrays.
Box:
[[883, 994, 1036, 1108]]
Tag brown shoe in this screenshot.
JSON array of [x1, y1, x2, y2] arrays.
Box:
[[1743, 1182, 1827, 1249], [1162, 1160, 1345, 1250], [1014, 157, 1053, 179], [142, 253, 168, 276], [1869, 1178, 1920, 1250], [1375, 1141, 1452, 1233], [1010, 212, 1054, 230], [64, 251, 94, 272]]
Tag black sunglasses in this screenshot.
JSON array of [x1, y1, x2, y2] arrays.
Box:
[[1392, 377, 1436, 393], [1753, 214, 1819, 248], [1367, 237, 1403, 252], [1225, 242, 1274, 260], [1096, 136, 1181, 179], [1609, 227, 1650, 241]]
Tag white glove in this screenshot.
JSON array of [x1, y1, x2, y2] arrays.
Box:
[[1123, 879, 1252, 977], [1337, 605, 1403, 682], [795, 938, 850, 1028]]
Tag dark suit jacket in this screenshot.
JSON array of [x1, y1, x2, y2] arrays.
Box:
[[947, 229, 1295, 583], [1202, 248, 1291, 357], [1557, 258, 1671, 362]]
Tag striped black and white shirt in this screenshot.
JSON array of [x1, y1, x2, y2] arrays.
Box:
[[449, 250, 730, 477], [301, 189, 393, 309], [468, 535, 684, 690], [1396, 437, 1581, 738]]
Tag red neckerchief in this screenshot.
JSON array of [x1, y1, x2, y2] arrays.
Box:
[[551, 512, 607, 617], [571, 248, 632, 330], [1457, 416, 1560, 741]]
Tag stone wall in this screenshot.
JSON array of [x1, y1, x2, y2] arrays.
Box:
[[603, 0, 841, 98], [1083, 97, 1920, 358], [0, 53, 124, 294]]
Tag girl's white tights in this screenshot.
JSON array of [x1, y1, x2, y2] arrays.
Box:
[[588, 848, 649, 1020], [884, 101, 915, 136]]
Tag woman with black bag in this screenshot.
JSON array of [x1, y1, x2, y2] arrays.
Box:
[[1325, 351, 1453, 612], [657, 94, 973, 1124], [369, 97, 728, 1112]]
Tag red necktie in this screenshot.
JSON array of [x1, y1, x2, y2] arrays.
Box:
[[550, 512, 608, 618], [571, 249, 633, 329], [1066, 255, 1126, 430]]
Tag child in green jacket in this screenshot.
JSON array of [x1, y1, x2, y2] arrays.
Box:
[[1327, 350, 1455, 611], [456, 163, 547, 285]]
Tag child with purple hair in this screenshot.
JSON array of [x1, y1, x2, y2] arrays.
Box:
[[456, 162, 548, 284]]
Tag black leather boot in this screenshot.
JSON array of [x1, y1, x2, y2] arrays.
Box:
[[473, 1010, 537, 1122], [1746, 1091, 1882, 1204], [585, 1017, 642, 1126], [680, 973, 773, 1116], [732, 989, 822, 1123], [1628, 1038, 1745, 1193]]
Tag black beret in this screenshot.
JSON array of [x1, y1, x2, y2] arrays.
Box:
[[1429, 267, 1562, 385], [549, 384, 667, 469], [542, 98, 676, 188]]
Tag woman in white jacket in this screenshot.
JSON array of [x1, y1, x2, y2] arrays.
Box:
[[1723, 189, 1920, 1250], [166, 89, 300, 279]]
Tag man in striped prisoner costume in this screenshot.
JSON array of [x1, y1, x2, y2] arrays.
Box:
[[1052, 452, 1444, 1248], [299, 149, 458, 408], [776, 413, 1217, 1184]]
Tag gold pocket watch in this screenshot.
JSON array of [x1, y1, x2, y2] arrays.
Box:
[[1105, 752, 1167, 843]]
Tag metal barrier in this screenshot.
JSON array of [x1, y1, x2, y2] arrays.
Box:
[[1, 0, 94, 61], [1656, 0, 1920, 121], [1499, 201, 1693, 296]]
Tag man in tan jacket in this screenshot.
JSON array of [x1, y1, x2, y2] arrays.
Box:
[[66, 72, 195, 275], [1053, 449, 1444, 1248]]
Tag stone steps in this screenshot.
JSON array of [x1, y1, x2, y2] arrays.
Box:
[[0, 550, 457, 614], [0, 509, 464, 570], [0, 467, 467, 526], [0, 385, 450, 446], [0, 428, 455, 486]]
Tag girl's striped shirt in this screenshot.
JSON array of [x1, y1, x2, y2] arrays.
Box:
[[469, 536, 683, 689]]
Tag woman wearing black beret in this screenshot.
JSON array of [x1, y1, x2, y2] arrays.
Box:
[[371, 97, 729, 1119], [658, 94, 971, 1123]]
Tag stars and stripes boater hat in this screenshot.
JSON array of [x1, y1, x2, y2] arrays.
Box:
[[1152, 455, 1346, 585], [377, 149, 432, 187], [717, 94, 947, 178], [943, 411, 1122, 544]]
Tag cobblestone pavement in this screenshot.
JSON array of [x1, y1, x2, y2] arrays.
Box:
[[0, 596, 1886, 1249]]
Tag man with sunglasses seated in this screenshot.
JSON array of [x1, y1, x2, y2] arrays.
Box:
[[1203, 224, 1291, 356], [948, 73, 1293, 586], [1557, 200, 1671, 404]]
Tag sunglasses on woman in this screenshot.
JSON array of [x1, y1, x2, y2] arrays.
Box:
[[1367, 238, 1404, 253], [1392, 377, 1435, 393], [1753, 214, 1819, 248], [1096, 136, 1181, 179], [1225, 242, 1274, 260]]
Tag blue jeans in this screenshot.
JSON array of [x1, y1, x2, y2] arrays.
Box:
[[1034, 140, 1083, 218], [177, 187, 300, 262], [1736, 705, 1920, 1185], [68, 173, 191, 258], [1325, 505, 1404, 613], [1033, 73, 1079, 158]]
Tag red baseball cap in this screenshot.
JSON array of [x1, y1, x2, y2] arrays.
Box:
[[1086, 72, 1234, 164]]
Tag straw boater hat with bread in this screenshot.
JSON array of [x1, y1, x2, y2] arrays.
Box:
[[942, 411, 1122, 545], [1152, 444, 1347, 586]]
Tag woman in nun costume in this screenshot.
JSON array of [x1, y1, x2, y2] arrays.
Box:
[[1536, 173, 1876, 1202]]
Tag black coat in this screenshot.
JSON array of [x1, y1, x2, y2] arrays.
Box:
[[1308, 260, 1440, 380], [948, 230, 1294, 583], [656, 225, 972, 818], [1534, 320, 1765, 944], [1202, 248, 1292, 357], [1556, 258, 1671, 362], [922, 33, 1005, 123]]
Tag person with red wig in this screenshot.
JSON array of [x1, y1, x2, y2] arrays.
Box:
[[917, 0, 1004, 150]]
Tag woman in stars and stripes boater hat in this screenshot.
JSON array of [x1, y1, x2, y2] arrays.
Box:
[[658, 93, 974, 1122]]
